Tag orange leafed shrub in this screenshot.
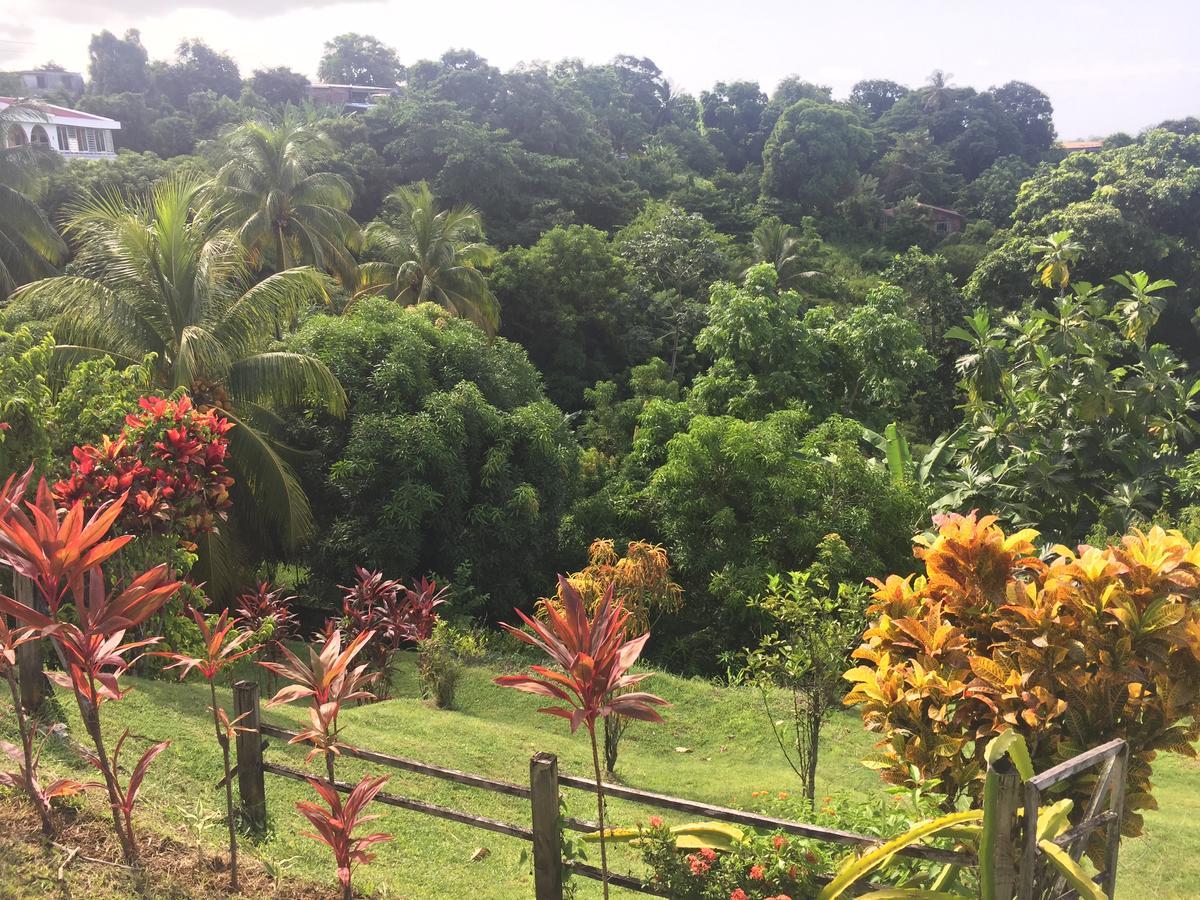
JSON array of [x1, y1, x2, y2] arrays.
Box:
[[541, 539, 683, 632], [844, 511, 1200, 833]]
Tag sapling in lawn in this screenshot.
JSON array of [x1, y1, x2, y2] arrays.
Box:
[[160, 606, 257, 890], [495, 578, 669, 900]]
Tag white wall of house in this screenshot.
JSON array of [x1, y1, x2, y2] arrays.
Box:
[[1, 106, 120, 159]]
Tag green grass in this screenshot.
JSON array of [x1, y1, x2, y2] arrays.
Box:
[[5, 655, 1197, 898]]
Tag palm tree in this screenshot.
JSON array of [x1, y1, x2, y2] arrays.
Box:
[[0, 102, 67, 298], [921, 70, 954, 113], [15, 176, 346, 593], [354, 181, 500, 333], [211, 116, 361, 287], [747, 219, 821, 291]]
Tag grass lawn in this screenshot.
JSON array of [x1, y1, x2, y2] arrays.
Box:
[[3, 654, 1196, 898]]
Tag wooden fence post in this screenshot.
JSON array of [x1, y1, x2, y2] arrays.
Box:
[[530, 751, 564, 900], [1101, 743, 1129, 898], [233, 680, 267, 830], [988, 759, 1023, 900], [13, 575, 43, 713]]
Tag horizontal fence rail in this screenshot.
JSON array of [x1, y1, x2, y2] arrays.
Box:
[[557, 771, 972, 867], [229, 682, 1128, 900]]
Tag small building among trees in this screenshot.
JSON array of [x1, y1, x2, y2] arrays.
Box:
[[882, 201, 965, 236], [0, 98, 121, 159]]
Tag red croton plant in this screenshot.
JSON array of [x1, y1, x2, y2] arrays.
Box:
[[496, 577, 669, 899], [0, 476, 181, 863], [54, 394, 234, 544]]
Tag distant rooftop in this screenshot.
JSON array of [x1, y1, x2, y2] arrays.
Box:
[[1060, 140, 1105, 152]]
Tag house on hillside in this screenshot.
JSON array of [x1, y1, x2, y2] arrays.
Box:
[[11, 70, 85, 97], [307, 83, 397, 112], [1059, 140, 1105, 154], [882, 202, 966, 237], [0, 98, 120, 159]]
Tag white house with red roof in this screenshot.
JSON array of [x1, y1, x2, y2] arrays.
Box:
[[0, 98, 121, 159]]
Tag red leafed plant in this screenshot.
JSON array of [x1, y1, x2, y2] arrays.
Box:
[[159, 607, 256, 890], [295, 774, 392, 900], [0, 477, 132, 614], [0, 483, 181, 864], [0, 615, 90, 834], [495, 577, 669, 899], [260, 629, 377, 782], [399, 577, 451, 643], [90, 729, 172, 861], [0, 736, 99, 832], [53, 394, 234, 543]]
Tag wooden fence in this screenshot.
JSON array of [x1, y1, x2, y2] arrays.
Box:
[[230, 681, 1128, 899]]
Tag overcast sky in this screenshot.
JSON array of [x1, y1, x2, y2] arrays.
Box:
[[1, 0, 1196, 139]]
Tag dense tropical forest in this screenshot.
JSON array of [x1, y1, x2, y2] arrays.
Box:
[[7, 29, 1199, 668], [1, 26, 1200, 900]]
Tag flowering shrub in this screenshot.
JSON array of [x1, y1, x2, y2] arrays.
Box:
[[634, 820, 817, 899], [54, 394, 234, 545], [844, 511, 1200, 833]]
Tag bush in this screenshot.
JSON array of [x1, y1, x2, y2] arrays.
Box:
[[417, 620, 483, 709], [845, 511, 1200, 834]]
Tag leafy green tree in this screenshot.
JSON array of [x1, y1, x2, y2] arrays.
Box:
[[290, 299, 578, 618], [761, 101, 873, 213], [942, 274, 1197, 537], [212, 116, 361, 286], [15, 176, 345, 592], [249, 67, 310, 107], [873, 131, 961, 205], [958, 155, 1033, 225], [149, 114, 197, 157], [356, 181, 499, 332], [991, 80, 1056, 157], [86, 29, 149, 95], [615, 202, 734, 377], [699, 81, 768, 172], [492, 225, 646, 408], [0, 103, 67, 299], [151, 39, 241, 107], [39, 151, 207, 225], [643, 412, 924, 663], [849, 79, 910, 120], [318, 33, 403, 87]]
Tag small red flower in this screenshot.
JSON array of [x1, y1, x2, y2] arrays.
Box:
[[688, 853, 711, 876], [805, 850, 817, 864], [749, 864, 766, 881], [648, 816, 663, 828], [730, 890, 749, 900], [700, 847, 717, 862], [773, 834, 787, 850]]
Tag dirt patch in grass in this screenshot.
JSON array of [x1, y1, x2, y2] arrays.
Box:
[[0, 797, 332, 899]]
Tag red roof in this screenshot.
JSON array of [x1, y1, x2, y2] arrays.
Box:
[[0, 98, 109, 122]]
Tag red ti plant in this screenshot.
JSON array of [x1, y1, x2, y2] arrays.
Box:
[[260, 629, 377, 783], [296, 774, 392, 900], [234, 581, 298, 691], [495, 578, 669, 899], [0, 616, 91, 833], [91, 729, 171, 862], [0, 564, 179, 863], [0, 734, 99, 832], [0, 478, 132, 615], [159, 607, 257, 889], [399, 577, 450, 643], [338, 567, 404, 698]]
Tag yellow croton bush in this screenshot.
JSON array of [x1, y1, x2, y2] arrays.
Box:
[[845, 511, 1200, 834]]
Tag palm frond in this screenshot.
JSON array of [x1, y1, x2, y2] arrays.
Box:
[[228, 352, 347, 416]]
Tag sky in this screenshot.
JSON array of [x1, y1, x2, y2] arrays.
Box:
[[1, 0, 1198, 139]]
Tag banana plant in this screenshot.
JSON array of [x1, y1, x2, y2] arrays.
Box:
[[585, 821, 747, 852], [819, 732, 1105, 900], [863, 422, 963, 491]]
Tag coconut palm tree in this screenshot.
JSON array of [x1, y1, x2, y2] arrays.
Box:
[[354, 181, 500, 333], [747, 218, 821, 291], [921, 69, 954, 113], [211, 116, 361, 287], [14, 175, 346, 593], [0, 102, 67, 298]]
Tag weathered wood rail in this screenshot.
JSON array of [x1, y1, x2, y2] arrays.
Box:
[[230, 680, 1128, 900]]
